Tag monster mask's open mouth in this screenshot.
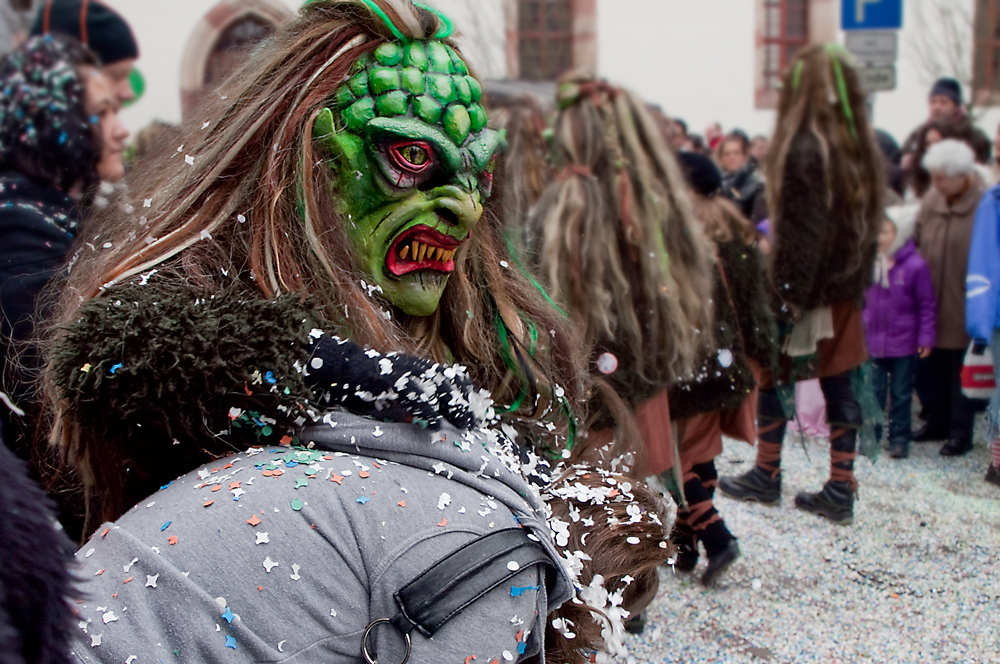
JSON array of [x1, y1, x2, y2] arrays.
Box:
[[386, 225, 463, 277]]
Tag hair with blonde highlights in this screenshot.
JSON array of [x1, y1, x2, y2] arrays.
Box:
[[523, 71, 714, 412], [765, 44, 884, 280]]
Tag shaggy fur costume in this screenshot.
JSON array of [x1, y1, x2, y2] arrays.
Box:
[[0, 438, 75, 664], [771, 133, 878, 313], [668, 240, 777, 419], [52, 278, 485, 528]]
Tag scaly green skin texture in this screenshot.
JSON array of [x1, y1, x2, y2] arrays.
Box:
[[315, 40, 503, 317]]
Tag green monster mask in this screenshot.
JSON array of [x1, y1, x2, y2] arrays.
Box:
[[315, 32, 503, 317]]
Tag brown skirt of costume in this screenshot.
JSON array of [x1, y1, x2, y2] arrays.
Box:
[[761, 301, 868, 389]]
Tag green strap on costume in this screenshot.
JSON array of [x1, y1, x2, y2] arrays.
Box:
[[790, 45, 859, 145], [315, 0, 454, 42], [414, 2, 455, 38], [504, 234, 567, 318]]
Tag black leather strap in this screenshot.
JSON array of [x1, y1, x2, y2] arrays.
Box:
[[389, 528, 555, 638]]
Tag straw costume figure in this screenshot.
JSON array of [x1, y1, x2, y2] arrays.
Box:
[[719, 45, 885, 524], [41, 2, 670, 662]]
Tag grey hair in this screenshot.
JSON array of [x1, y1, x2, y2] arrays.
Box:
[[922, 139, 976, 177]]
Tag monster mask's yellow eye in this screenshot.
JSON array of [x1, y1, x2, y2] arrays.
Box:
[[397, 144, 430, 167]]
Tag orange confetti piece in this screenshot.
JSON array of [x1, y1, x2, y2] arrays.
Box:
[[229, 481, 241, 490], [168, 536, 178, 545], [437, 518, 448, 527], [244, 382, 253, 396], [123, 577, 133, 584], [262, 470, 273, 477], [97, 568, 104, 575], [398, 500, 406, 507], [891, 592, 900, 599], [359, 471, 370, 478], [203, 500, 214, 507], [247, 515, 262, 526], [223, 463, 234, 470], [323, 455, 333, 460], [608, 489, 620, 497], [257, 586, 263, 592], [490, 660, 499, 664], [330, 474, 344, 484], [516, 630, 523, 641], [271, 469, 284, 477], [100, 528, 109, 538], [211, 486, 221, 492], [465, 657, 477, 664], [211, 467, 221, 473], [113, 593, 118, 598], [279, 435, 293, 446], [373, 462, 381, 469]]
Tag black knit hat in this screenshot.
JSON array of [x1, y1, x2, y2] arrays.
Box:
[[676, 151, 722, 198], [929, 77, 962, 106], [30, 0, 138, 66]]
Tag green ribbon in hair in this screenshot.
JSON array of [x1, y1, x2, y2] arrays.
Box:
[[789, 45, 859, 145]]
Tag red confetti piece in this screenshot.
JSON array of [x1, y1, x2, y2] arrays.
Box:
[[123, 577, 133, 584], [247, 515, 262, 526], [373, 462, 381, 469], [244, 382, 253, 396], [437, 518, 447, 527], [196, 483, 207, 489], [398, 500, 406, 508], [168, 536, 178, 545], [203, 500, 214, 507], [271, 469, 284, 477], [323, 455, 333, 460], [359, 471, 370, 478], [113, 593, 118, 598], [330, 474, 344, 485], [262, 470, 273, 477], [211, 467, 221, 473], [257, 586, 263, 592], [279, 435, 293, 446], [223, 463, 234, 470], [229, 481, 241, 490], [100, 528, 109, 538], [97, 568, 104, 575], [211, 486, 221, 492], [465, 657, 477, 664]]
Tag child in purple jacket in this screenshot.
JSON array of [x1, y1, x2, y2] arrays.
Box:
[[864, 206, 938, 458]]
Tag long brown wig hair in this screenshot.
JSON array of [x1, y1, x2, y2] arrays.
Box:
[[524, 71, 714, 393], [765, 44, 884, 280], [42, 0, 588, 504]]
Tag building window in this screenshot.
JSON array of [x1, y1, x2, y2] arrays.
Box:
[[517, 0, 573, 81], [974, 0, 1000, 101], [204, 15, 275, 87], [761, 0, 809, 90]]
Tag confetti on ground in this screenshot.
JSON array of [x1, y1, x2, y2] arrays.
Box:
[[628, 425, 1000, 663]]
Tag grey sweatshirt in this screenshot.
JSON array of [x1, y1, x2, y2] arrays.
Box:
[[69, 413, 574, 663]]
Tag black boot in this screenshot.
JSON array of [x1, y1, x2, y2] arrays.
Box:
[[986, 465, 1000, 487], [624, 612, 645, 634], [672, 535, 698, 573], [794, 480, 854, 524], [913, 423, 948, 442], [939, 438, 973, 456], [718, 465, 781, 504], [701, 538, 740, 586]]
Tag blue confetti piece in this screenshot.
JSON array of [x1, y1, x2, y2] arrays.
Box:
[[517, 642, 527, 654], [510, 585, 539, 597], [160, 520, 172, 531], [110, 363, 123, 374], [285, 461, 299, 468], [159, 480, 173, 490], [225, 635, 237, 649], [356, 496, 370, 504], [264, 371, 277, 384], [221, 607, 234, 624]]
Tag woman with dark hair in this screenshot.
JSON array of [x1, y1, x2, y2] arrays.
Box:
[[0, 34, 128, 464], [42, 2, 669, 661], [718, 131, 765, 221], [719, 44, 885, 525]]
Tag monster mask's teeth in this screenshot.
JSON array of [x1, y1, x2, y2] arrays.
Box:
[[435, 247, 444, 261], [410, 241, 418, 260], [417, 243, 428, 262], [400, 245, 410, 260]]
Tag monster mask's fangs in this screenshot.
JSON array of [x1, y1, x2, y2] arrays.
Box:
[[386, 225, 463, 277]]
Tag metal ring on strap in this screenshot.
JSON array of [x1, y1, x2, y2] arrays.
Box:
[[361, 618, 412, 664]]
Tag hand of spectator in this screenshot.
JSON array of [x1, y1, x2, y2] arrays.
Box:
[[917, 347, 932, 359]]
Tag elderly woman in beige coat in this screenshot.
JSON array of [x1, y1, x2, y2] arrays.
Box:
[[913, 139, 988, 456]]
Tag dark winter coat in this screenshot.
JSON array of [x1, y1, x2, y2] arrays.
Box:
[[721, 163, 765, 222], [668, 240, 777, 420], [914, 174, 987, 349], [863, 239, 937, 358], [770, 134, 878, 315], [0, 437, 76, 664], [0, 171, 81, 460]]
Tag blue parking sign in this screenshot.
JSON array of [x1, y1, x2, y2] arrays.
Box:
[[842, 0, 903, 30]]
